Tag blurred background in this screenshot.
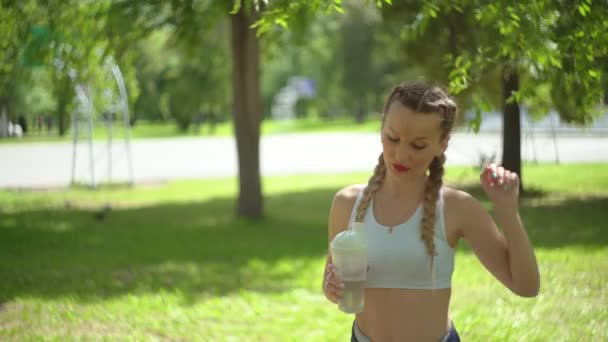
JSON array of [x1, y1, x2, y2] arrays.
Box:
[[1, 0, 607, 341]]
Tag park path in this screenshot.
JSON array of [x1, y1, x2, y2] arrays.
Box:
[[1, 131, 607, 189]]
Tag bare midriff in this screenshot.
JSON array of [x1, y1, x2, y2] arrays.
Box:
[[355, 288, 452, 342]]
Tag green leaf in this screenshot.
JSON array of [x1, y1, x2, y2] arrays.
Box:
[[549, 55, 562, 69], [231, 0, 242, 15], [470, 108, 482, 133], [537, 53, 547, 66], [474, 9, 483, 21], [276, 18, 288, 28], [578, 4, 588, 17], [588, 70, 598, 78]]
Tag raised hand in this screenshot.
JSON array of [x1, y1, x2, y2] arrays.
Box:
[[480, 163, 520, 208]]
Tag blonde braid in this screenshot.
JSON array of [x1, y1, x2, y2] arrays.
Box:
[[420, 153, 446, 276], [355, 153, 387, 222], [377, 81, 456, 289]]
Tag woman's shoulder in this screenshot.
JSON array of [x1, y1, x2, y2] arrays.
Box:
[[335, 184, 366, 200], [442, 186, 483, 235], [442, 186, 485, 227], [331, 184, 366, 214], [328, 184, 367, 236], [442, 185, 472, 201]]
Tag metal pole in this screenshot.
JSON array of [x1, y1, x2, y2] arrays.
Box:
[[73, 84, 92, 187], [85, 85, 96, 188], [111, 65, 134, 186], [526, 110, 538, 164], [530, 126, 537, 164], [106, 111, 113, 183], [70, 107, 79, 185], [550, 111, 560, 164]]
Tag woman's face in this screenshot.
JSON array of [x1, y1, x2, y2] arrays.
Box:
[[381, 101, 448, 179]]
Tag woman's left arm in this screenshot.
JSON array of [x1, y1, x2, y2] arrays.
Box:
[[456, 163, 540, 297], [492, 200, 540, 297]]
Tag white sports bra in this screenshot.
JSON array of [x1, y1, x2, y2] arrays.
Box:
[[348, 187, 455, 289]]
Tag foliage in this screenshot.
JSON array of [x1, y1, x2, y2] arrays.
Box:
[[397, 0, 608, 126], [0, 0, 144, 134], [5, 0, 604, 135], [261, 0, 402, 122], [8, 68, 56, 119]]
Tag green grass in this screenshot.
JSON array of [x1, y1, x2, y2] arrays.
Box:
[[1, 163, 607, 341], [1, 116, 381, 144]]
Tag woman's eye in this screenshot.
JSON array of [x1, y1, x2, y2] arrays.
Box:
[[387, 135, 399, 143], [412, 144, 427, 150]]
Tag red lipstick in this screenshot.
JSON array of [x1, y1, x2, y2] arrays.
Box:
[[393, 163, 410, 173]]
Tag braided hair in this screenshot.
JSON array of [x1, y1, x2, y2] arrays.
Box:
[[355, 82, 457, 277]]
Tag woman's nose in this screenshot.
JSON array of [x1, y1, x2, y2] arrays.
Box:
[[397, 145, 411, 163]]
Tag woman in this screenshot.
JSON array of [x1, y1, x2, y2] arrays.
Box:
[[322, 82, 540, 341]]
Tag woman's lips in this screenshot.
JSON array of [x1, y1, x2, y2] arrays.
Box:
[[393, 163, 410, 173]]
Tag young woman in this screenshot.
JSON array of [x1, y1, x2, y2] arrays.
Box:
[[322, 82, 540, 341]]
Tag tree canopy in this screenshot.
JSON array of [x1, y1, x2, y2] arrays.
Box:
[[1, 0, 606, 210]]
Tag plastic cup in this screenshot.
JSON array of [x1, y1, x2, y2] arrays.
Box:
[[330, 222, 367, 313]]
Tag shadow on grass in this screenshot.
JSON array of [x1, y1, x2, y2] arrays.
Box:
[[1, 186, 606, 303], [456, 183, 549, 200], [456, 184, 608, 250], [0, 188, 334, 304]]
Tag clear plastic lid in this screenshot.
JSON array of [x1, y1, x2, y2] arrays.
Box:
[[352, 222, 366, 235], [330, 222, 367, 251]]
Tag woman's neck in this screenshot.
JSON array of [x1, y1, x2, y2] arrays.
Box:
[[381, 173, 427, 201]]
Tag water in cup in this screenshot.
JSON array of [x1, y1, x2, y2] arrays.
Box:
[[330, 222, 368, 314], [340, 280, 366, 313]]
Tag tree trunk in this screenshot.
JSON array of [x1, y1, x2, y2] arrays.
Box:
[[230, 8, 263, 218], [501, 67, 523, 192], [56, 76, 72, 137], [0, 96, 9, 138], [58, 100, 67, 136]]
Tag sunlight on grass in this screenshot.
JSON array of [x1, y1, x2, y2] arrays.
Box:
[[1, 163, 607, 341]]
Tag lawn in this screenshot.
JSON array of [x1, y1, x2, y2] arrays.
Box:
[[1, 163, 607, 341], [1, 116, 382, 144]]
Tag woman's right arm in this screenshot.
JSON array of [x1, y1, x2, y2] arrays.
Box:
[[322, 185, 361, 303]]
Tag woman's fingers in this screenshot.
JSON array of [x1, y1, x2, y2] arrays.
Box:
[[496, 166, 505, 185], [324, 265, 344, 303], [326, 284, 343, 302], [327, 268, 344, 290], [482, 163, 498, 186], [328, 278, 344, 293], [324, 281, 342, 303], [483, 163, 514, 187]]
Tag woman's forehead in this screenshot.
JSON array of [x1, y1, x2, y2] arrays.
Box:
[[384, 102, 443, 137]]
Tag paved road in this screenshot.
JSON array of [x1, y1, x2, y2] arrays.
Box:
[[1, 131, 607, 189]]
